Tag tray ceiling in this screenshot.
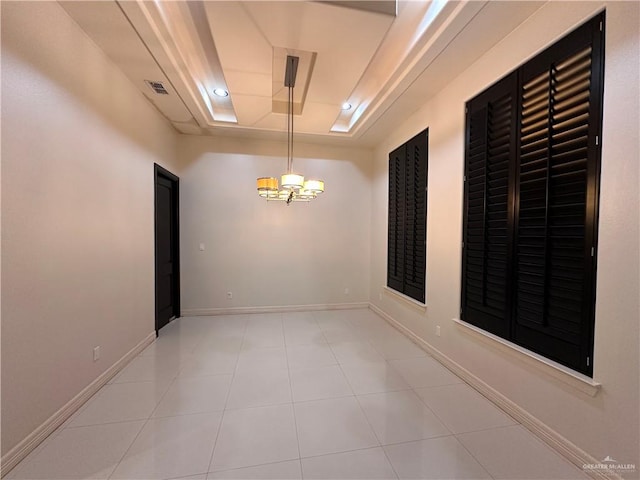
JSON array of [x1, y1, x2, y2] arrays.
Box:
[[60, 0, 544, 147]]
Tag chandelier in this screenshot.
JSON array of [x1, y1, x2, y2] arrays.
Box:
[[257, 55, 324, 205]]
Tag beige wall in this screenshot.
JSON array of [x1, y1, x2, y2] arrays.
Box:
[[1, 2, 179, 455], [177, 135, 372, 312], [369, 1, 639, 467], [2, 0, 638, 471]]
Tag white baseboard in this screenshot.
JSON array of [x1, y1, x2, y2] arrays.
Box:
[[0, 332, 156, 478], [368, 303, 621, 480], [182, 302, 369, 317]]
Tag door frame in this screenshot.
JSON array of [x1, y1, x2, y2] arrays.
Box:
[[154, 163, 180, 334]]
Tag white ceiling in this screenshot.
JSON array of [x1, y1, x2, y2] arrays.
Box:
[[60, 0, 545, 147]]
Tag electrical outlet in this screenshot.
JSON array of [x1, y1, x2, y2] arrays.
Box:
[[436, 326, 441, 337], [344, 287, 349, 295], [227, 292, 233, 299], [93, 346, 100, 361], [199, 243, 205, 251], [379, 292, 382, 300]]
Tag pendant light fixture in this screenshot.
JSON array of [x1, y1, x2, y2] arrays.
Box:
[[257, 55, 324, 205]]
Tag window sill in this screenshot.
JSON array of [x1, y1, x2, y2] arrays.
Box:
[[453, 318, 601, 397], [383, 286, 427, 313]]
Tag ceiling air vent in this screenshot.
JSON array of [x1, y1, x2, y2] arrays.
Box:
[[145, 80, 169, 95]]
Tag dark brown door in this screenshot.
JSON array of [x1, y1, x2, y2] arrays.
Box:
[[154, 164, 180, 333]]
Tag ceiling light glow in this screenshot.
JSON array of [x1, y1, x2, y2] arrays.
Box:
[[213, 88, 229, 97], [341, 102, 352, 111]]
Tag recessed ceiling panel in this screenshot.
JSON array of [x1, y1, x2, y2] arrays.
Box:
[[225, 71, 272, 98], [202, 2, 273, 74], [231, 94, 273, 127], [205, 1, 393, 135]]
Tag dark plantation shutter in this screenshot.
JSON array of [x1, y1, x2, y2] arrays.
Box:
[[388, 145, 406, 292], [387, 130, 428, 303], [513, 16, 603, 374], [404, 133, 428, 303], [461, 13, 603, 376], [462, 73, 516, 338]]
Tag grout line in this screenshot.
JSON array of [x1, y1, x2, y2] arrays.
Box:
[[317, 310, 401, 479], [107, 373, 178, 478], [365, 308, 506, 480], [63, 416, 159, 430], [163, 471, 208, 480], [142, 409, 230, 421], [291, 392, 357, 406], [283, 315, 304, 468], [451, 431, 497, 480], [206, 314, 248, 473], [298, 444, 390, 461], [207, 458, 302, 476], [107, 328, 185, 479], [345, 369, 399, 480]]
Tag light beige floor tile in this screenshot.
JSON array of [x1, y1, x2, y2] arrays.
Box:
[[208, 460, 302, 479], [111, 412, 222, 479], [384, 436, 492, 479], [389, 357, 463, 388], [226, 369, 292, 409], [415, 383, 516, 433], [7, 421, 143, 479], [236, 346, 288, 373], [179, 351, 239, 377], [369, 336, 427, 360], [294, 397, 378, 457], [301, 447, 397, 479], [330, 341, 385, 365], [67, 381, 170, 427], [341, 361, 410, 394], [286, 343, 337, 370], [152, 374, 232, 417], [290, 365, 353, 402], [210, 405, 299, 472], [358, 390, 450, 445]]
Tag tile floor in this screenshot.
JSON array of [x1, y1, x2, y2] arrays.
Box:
[[7, 309, 589, 480]]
